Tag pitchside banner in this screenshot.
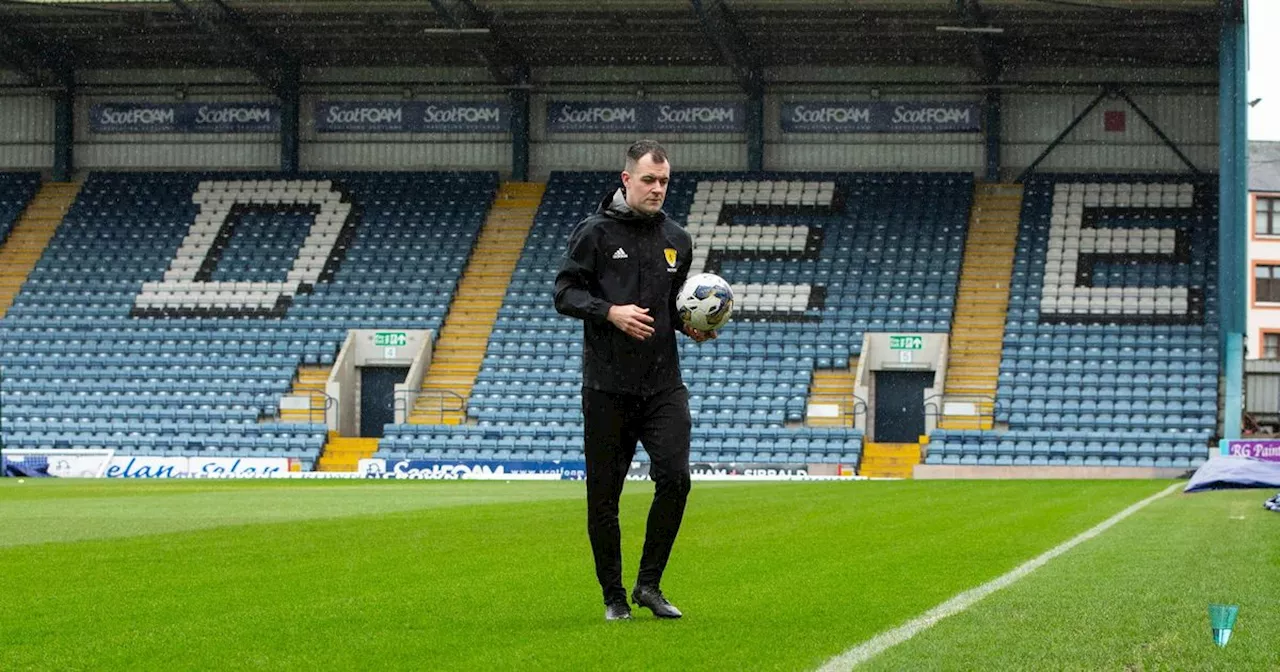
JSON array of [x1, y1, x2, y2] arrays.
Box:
[[361, 459, 858, 481], [780, 101, 982, 133], [358, 458, 586, 480], [2, 451, 292, 478], [545, 101, 745, 133], [314, 101, 510, 133], [1219, 439, 1280, 461], [90, 102, 280, 133]]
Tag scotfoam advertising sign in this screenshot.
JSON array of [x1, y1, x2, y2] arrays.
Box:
[[90, 102, 280, 133], [314, 101, 509, 133], [780, 101, 981, 133], [358, 458, 586, 480], [649, 102, 745, 132], [545, 101, 745, 133], [546, 102, 644, 133], [417, 102, 507, 132], [316, 101, 410, 132]]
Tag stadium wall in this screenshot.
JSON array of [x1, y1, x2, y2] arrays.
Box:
[[301, 65, 509, 171], [1002, 92, 1217, 174], [0, 65, 1220, 177], [300, 92, 510, 170], [763, 65, 984, 173], [1001, 66, 1218, 175], [75, 92, 280, 170], [763, 91, 985, 172], [73, 68, 278, 170], [0, 94, 54, 169], [531, 67, 748, 176]]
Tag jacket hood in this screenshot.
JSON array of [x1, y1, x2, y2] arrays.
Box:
[[597, 187, 667, 223]]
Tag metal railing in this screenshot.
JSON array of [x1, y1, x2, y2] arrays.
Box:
[[850, 395, 869, 419], [313, 392, 336, 425], [924, 393, 1003, 428], [276, 391, 334, 426], [395, 388, 467, 424], [803, 393, 868, 428]]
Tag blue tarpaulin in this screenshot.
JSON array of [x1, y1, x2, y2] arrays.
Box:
[[1184, 456, 1280, 493]]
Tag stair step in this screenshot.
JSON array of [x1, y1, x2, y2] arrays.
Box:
[[415, 180, 543, 418], [941, 183, 1022, 425], [938, 418, 995, 430], [949, 347, 1002, 356], [946, 377, 999, 387], [807, 361, 859, 426], [859, 466, 915, 478], [0, 181, 82, 319], [430, 352, 484, 363], [318, 434, 380, 472], [860, 456, 920, 468], [807, 417, 854, 427]]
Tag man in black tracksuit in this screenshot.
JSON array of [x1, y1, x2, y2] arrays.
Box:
[[554, 140, 713, 621]]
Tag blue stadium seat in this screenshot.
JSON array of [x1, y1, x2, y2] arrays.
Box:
[[0, 171, 497, 462]]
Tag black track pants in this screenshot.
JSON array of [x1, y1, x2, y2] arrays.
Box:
[[582, 385, 692, 604]]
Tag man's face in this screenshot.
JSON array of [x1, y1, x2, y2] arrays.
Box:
[[621, 153, 670, 216]]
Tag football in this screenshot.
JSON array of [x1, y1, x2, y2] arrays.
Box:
[[676, 273, 735, 332]]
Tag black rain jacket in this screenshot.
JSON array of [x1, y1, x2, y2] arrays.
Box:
[[554, 188, 693, 395]]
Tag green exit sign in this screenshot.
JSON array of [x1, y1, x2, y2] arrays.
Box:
[[889, 335, 924, 350], [374, 332, 408, 347]]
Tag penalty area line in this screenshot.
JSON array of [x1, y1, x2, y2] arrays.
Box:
[[816, 482, 1182, 671]]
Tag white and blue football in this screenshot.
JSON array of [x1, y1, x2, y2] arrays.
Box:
[[676, 273, 734, 332]]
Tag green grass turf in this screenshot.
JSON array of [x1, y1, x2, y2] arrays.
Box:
[[0, 479, 1179, 671], [859, 488, 1280, 671]]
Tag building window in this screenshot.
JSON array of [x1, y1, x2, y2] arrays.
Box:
[[1256, 197, 1280, 236], [1266, 334, 1280, 359], [1257, 265, 1280, 303]]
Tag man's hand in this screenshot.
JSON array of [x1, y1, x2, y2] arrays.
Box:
[[607, 304, 655, 340], [681, 323, 717, 343]]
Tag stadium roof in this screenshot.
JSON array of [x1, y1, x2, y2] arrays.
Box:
[[0, 0, 1228, 89]]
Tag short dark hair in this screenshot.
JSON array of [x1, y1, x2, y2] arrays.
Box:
[[625, 139, 668, 168]]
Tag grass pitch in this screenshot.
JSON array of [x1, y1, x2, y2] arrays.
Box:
[[0, 479, 1273, 670]]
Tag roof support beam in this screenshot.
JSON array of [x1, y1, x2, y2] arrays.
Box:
[[1016, 87, 1109, 183], [426, 0, 530, 179], [984, 91, 1000, 181], [279, 59, 300, 174], [169, 0, 290, 97], [955, 0, 1002, 83], [1113, 90, 1200, 174], [426, 0, 529, 86], [690, 0, 763, 170], [0, 22, 66, 88], [510, 87, 530, 181], [52, 65, 74, 182], [0, 31, 44, 86], [1222, 0, 1245, 22], [1218, 0, 1247, 440], [690, 0, 762, 96]]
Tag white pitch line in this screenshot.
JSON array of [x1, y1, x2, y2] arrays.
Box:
[[816, 482, 1181, 671]]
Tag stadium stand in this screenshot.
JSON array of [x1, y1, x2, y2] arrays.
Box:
[[0, 173, 46, 320], [0, 173, 40, 246], [0, 171, 498, 469], [378, 170, 974, 466], [0, 168, 1221, 474], [926, 175, 1219, 469]]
